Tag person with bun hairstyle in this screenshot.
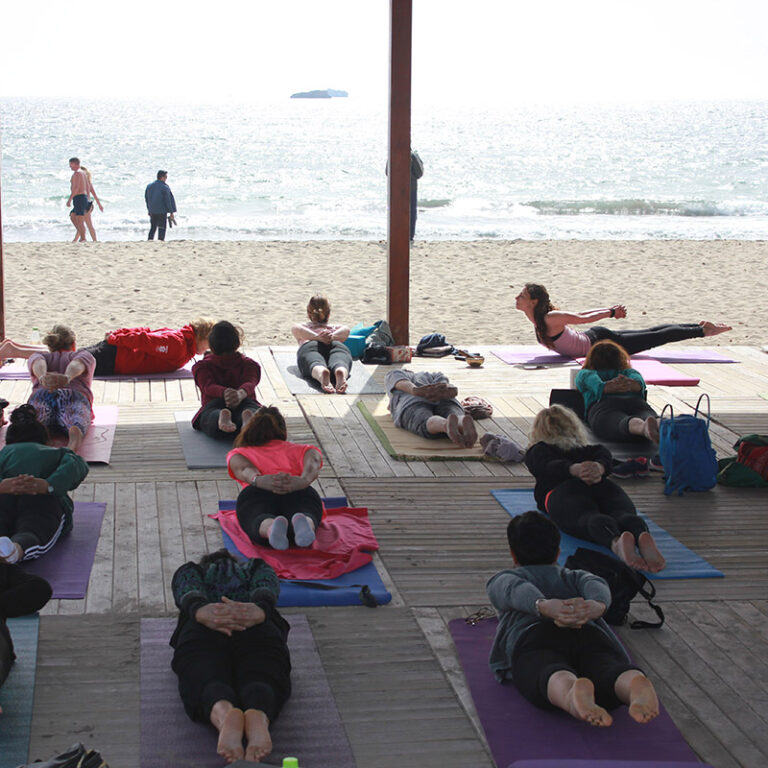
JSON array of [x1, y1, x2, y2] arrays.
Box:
[[27, 324, 96, 452], [576, 340, 660, 443], [0, 404, 89, 565], [227, 407, 323, 551], [291, 295, 353, 394], [192, 321, 262, 439], [525, 405, 665, 573], [2, 317, 214, 377], [515, 283, 730, 357]]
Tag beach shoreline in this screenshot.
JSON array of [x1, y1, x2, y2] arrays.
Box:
[[3, 239, 766, 347]]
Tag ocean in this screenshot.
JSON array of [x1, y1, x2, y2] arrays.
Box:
[[2, 97, 767, 242]]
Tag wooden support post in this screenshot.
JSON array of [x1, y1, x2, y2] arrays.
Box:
[[387, 0, 412, 345]]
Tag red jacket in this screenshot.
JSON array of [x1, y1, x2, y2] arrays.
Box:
[[107, 325, 197, 375], [191, 352, 262, 426]]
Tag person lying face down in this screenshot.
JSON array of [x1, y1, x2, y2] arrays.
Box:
[[486, 510, 660, 728], [384, 369, 477, 448]]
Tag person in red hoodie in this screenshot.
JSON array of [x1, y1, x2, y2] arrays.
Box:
[[2, 318, 215, 377], [192, 321, 262, 439]]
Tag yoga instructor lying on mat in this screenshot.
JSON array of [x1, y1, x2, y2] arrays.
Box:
[[2, 317, 215, 377], [515, 283, 730, 357], [0, 405, 89, 565], [575, 340, 660, 444], [384, 369, 477, 448], [487, 511, 660, 727], [171, 549, 291, 763], [526, 405, 665, 572], [227, 406, 323, 551]]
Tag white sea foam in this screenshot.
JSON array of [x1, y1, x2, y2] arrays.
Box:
[[1, 97, 767, 241]]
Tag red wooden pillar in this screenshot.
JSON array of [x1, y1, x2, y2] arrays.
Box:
[[387, 0, 412, 345]]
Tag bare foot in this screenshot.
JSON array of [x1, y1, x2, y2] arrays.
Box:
[[218, 408, 237, 433], [244, 709, 272, 762], [699, 321, 731, 337], [459, 414, 478, 448], [241, 409, 255, 428], [566, 678, 613, 727], [216, 707, 245, 763], [445, 413, 462, 445], [611, 531, 648, 570], [628, 675, 660, 723], [637, 531, 666, 573], [67, 426, 83, 452], [312, 366, 335, 393], [643, 417, 660, 443], [334, 368, 348, 394]]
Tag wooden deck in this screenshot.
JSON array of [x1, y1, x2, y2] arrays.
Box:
[[4, 345, 768, 767]]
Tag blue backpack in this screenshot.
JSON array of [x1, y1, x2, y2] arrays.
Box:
[[658, 394, 718, 496]]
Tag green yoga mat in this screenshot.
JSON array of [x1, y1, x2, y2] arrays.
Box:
[[0, 615, 39, 768]]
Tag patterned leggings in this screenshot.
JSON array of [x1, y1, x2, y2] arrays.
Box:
[[29, 389, 91, 436]]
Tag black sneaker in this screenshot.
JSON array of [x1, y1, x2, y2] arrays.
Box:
[[649, 454, 664, 472], [612, 457, 650, 478]]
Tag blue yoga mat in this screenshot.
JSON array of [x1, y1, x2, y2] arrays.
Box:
[[218, 497, 392, 607], [0, 615, 39, 768], [491, 489, 723, 580]]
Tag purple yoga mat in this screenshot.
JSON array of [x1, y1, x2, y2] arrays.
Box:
[[449, 618, 698, 767], [631, 349, 735, 364], [0, 360, 195, 380], [22, 501, 107, 599], [491, 346, 575, 366], [509, 761, 711, 768], [140, 616, 355, 768]]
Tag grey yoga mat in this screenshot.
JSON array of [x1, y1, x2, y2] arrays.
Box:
[[174, 412, 232, 469], [272, 350, 385, 395], [139, 615, 355, 768]]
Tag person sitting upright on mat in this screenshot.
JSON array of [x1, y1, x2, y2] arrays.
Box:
[[384, 369, 477, 448], [487, 510, 660, 728]]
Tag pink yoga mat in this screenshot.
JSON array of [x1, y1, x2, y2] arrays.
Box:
[[491, 346, 576, 366], [21, 501, 107, 599], [449, 617, 698, 767]]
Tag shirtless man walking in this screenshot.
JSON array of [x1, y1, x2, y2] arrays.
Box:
[[66, 157, 91, 242]]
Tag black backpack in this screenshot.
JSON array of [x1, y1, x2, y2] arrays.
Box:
[[564, 547, 664, 629]]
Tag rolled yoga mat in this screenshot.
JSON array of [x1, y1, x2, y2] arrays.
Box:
[[0, 615, 39, 768], [139, 615, 356, 768], [449, 617, 700, 768], [490, 489, 723, 580], [22, 501, 108, 599]]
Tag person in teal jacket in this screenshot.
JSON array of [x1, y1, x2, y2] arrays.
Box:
[[575, 340, 660, 443], [0, 405, 89, 564]]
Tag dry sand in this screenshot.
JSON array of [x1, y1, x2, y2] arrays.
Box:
[[3, 239, 767, 347]]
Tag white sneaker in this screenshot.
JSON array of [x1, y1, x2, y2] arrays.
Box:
[[0, 536, 20, 563]]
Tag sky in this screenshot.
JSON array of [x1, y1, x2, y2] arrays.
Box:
[[1, 0, 767, 105]]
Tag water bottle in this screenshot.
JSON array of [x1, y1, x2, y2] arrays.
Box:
[[30, 327, 41, 343], [282, 759, 299, 768]]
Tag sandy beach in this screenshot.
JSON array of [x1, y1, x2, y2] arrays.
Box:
[[3, 239, 767, 347]]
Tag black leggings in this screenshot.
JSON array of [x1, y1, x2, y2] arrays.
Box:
[[0, 495, 66, 559], [172, 617, 291, 723], [586, 396, 658, 442], [296, 341, 352, 379], [235, 485, 324, 547], [512, 622, 640, 710], [545, 478, 647, 549], [585, 324, 704, 356], [81, 340, 117, 376], [194, 397, 261, 440], [148, 213, 168, 241]]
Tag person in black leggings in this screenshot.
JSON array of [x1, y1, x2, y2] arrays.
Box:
[[525, 405, 665, 573], [0, 562, 52, 693], [576, 340, 660, 443]]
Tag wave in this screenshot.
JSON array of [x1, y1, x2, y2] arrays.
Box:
[[524, 199, 768, 217], [418, 198, 452, 208]]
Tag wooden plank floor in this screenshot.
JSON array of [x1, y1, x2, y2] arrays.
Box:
[[3, 345, 768, 767]]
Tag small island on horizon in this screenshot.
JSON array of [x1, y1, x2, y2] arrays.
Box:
[[290, 88, 349, 99]]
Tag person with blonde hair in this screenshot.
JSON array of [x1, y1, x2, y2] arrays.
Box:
[[291, 295, 352, 394], [525, 405, 665, 572], [227, 407, 323, 550], [27, 325, 96, 452], [576, 340, 660, 443]]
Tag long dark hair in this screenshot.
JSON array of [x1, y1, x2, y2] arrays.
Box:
[[234, 406, 287, 448], [525, 283, 556, 349], [5, 404, 49, 445]]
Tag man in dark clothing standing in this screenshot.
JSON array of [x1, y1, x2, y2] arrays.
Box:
[[409, 150, 424, 241], [145, 170, 177, 241]]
